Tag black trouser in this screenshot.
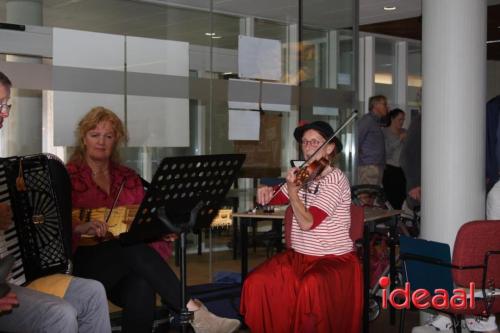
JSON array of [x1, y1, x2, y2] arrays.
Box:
[[382, 164, 407, 209], [109, 275, 155, 333], [74, 240, 185, 333]]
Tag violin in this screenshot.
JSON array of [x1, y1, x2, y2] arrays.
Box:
[[74, 204, 140, 246], [293, 158, 330, 186], [75, 179, 130, 246]]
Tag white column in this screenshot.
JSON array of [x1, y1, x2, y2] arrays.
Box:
[[239, 17, 254, 37], [2, 0, 43, 156], [395, 41, 412, 129], [287, 24, 299, 86], [359, 36, 374, 115], [421, 0, 486, 248], [42, 91, 65, 161], [395, 41, 408, 111], [357, 36, 365, 111], [139, 147, 153, 182], [327, 31, 338, 90], [283, 23, 299, 173]]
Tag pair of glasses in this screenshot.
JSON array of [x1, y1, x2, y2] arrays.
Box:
[[301, 139, 324, 148]]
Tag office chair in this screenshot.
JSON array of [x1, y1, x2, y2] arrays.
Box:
[[350, 204, 365, 251]]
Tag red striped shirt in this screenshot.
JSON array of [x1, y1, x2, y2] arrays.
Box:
[[280, 167, 353, 256]]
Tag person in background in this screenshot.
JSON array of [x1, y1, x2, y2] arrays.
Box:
[[356, 95, 389, 185], [382, 108, 407, 209], [0, 71, 111, 333], [400, 112, 421, 209], [487, 179, 500, 220], [241, 121, 362, 333], [486, 96, 500, 192]]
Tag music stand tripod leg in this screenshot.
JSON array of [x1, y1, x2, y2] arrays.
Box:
[[158, 202, 203, 333], [123, 154, 246, 333], [179, 229, 191, 332]]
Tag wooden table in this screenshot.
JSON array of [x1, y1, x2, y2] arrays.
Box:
[[233, 207, 402, 333]]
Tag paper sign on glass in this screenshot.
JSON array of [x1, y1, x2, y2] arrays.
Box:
[[238, 35, 282, 81], [228, 110, 260, 141]]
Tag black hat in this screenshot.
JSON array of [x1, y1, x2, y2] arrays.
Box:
[[293, 121, 343, 153]]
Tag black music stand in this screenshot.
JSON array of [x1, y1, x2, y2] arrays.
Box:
[[121, 154, 245, 332]]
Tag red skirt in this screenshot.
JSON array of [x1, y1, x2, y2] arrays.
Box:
[[240, 249, 363, 333]]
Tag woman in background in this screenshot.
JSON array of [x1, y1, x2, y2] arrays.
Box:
[[382, 108, 407, 209]]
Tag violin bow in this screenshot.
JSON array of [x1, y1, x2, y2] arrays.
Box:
[[105, 179, 126, 224], [263, 110, 358, 204], [299, 110, 358, 168]]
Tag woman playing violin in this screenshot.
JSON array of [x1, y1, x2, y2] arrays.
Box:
[[240, 120, 363, 333], [69, 107, 240, 333]]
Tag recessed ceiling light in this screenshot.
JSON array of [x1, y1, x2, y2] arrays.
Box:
[[384, 6, 397, 11], [212, 36, 222, 39], [205, 32, 215, 36]]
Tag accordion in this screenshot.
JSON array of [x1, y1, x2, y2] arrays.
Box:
[[0, 154, 72, 286]]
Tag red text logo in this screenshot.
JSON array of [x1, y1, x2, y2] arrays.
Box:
[[379, 277, 475, 310]]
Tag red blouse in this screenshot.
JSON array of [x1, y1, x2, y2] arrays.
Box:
[[67, 161, 173, 259], [67, 161, 144, 209]]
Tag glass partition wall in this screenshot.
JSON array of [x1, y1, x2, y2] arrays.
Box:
[[0, 0, 357, 282]]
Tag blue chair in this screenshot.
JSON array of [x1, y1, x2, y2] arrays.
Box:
[[398, 236, 456, 332], [398, 221, 500, 333]]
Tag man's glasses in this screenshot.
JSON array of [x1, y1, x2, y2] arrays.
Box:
[[301, 139, 324, 148]]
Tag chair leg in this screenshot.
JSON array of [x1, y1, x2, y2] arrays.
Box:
[[252, 222, 257, 253], [397, 220, 411, 237], [399, 307, 406, 333], [451, 316, 461, 333], [197, 231, 202, 255]]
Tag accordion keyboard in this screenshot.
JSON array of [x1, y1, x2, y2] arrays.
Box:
[[0, 227, 26, 286], [0, 169, 26, 286]]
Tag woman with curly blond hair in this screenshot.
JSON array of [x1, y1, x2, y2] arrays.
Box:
[[68, 107, 240, 333]]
